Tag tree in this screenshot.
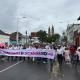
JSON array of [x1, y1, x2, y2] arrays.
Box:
[[37, 30, 47, 43], [37, 30, 60, 43], [47, 36, 52, 43], [53, 34, 60, 42], [47, 33, 60, 43]]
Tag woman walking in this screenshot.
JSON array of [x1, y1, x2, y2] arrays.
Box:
[[57, 45, 64, 67]]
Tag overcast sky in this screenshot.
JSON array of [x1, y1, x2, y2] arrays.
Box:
[[0, 0, 80, 35]]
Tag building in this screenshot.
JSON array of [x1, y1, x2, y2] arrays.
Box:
[[75, 33, 80, 47], [60, 31, 67, 45], [31, 32, 37, 37], [66, 24, 74, 44], [0, 35, 10, 45], [10, 32, 22, 45], [51, 25, 54, 36], [66, 22, 80, 46], [30, 32, 39, 44], [0, 30, 10, 45], [48, 25, 54, 37], [10, 32, 30, 45]]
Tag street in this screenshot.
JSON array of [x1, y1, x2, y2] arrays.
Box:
[[0, 60, 80, 80], [0, 60, 50, 80]]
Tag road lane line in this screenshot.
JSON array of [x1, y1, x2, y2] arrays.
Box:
[[0, 61, 23, 73]]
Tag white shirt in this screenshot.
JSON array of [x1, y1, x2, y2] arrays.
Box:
[[19, 46, 23, 49], [9, 47, 13, 50], [14, 46, 19, 50], [64, 50, 70, 60], [61, 46, 65, 53], [77, 47, 80, 50], [57, 48, 63, 55], [45, 45, 51, 49]]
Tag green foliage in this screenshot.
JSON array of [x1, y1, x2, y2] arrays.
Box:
[[47, 34, 60, 43], [37, 30, 60, 43], [47, 36, 52, 43], [53, 34, 60, 41], [37, 30, 47, 43]]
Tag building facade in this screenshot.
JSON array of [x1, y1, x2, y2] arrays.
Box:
[[0, 30, 10, 45], [66, 23, 80, 46], [30, 32, 39, 44], [66, 24, 74, 44], [74, 33, 80, 47], [0, 34, 10, 45]]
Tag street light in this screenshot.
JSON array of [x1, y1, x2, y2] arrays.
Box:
[[16, 17, 27, 45], [16, 18, 19, 45], [26, 30, 27, 44]]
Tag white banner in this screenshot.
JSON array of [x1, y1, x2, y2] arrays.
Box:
[[0, 49, 56, 59]]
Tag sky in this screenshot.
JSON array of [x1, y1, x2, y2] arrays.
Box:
[[0, 0, 80, 35]]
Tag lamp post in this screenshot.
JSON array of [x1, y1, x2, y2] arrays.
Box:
[[16, 17, 27, 45], [26, 30, 27, 44], [16, 18, 19, 45]]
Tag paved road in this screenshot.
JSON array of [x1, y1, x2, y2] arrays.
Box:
[[0, 61, 50, 80], [0, 60, 80, 80]]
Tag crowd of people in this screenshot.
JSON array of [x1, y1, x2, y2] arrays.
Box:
[[56, 44, 80, 68], [0, 43, 80, 70]]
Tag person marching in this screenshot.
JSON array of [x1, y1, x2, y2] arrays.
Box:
[[76, 47, 80, 63], [69, 45, 77, 62], [64, 47, 70, 64], [69, 45, 79, 68], [57, 45, 64, 67]]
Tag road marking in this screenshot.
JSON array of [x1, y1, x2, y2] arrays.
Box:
[[0, 61, 23, 73]]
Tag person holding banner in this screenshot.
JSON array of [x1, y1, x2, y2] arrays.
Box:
[[18, 45, 23, 61], [0, 46, 5, 61], [8, 45, 13, 61], [27, 45, 34, 61], [49, 45, 56, 72], [22, 45, 26, 61], [32, 45, 36, 62], [35, 44, 42, 63]]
